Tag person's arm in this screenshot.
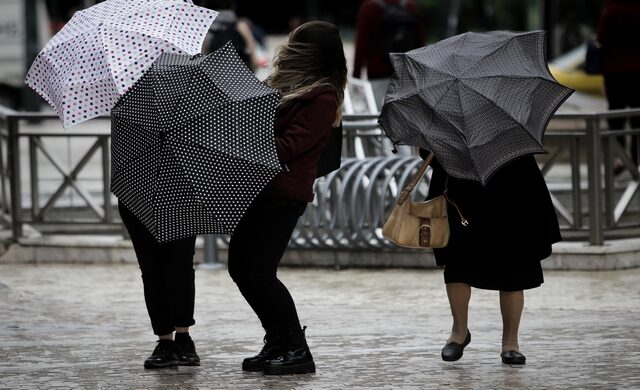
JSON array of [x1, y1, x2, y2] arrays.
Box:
[[275, 94, 338, 163], [236, 20, 258, 72]]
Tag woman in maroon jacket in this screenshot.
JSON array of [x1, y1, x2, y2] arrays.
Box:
[[227, 21, 347, 375]]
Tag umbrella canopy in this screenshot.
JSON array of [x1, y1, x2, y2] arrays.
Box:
[[25, 0, 218, 128], [379, 30, 574, 184], [111, 43, 282, 243]]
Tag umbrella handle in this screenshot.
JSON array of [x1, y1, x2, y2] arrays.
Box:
[[397, 152, 434, 205]]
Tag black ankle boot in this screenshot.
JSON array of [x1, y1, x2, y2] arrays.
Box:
[[174, 333, 200, 366], [263, 326, 315, 375], [242, 332, 285, 372], [144, 339, 178, 369]]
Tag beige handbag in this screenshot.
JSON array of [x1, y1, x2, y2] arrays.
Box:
[[382, 153, 467, 249]]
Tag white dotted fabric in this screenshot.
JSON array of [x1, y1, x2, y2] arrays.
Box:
[[379, 30, 574, 184], [111, 42, 282, 243], [25, 0, 218, 128]]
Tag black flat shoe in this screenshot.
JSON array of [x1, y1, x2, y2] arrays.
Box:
[[441, 331, 471, 362], [501, 350, 526, 365]]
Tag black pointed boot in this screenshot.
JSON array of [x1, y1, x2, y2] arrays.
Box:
[[263, 326, 316, 375], [242, 332, 285, 372]]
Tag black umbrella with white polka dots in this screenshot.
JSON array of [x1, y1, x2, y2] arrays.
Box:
[[110, 42, 282, 243]]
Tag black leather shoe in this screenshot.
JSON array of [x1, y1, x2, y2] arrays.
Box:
[[501, 350, 526, 365], [174, 333, 200, 366], [144, 340, 179, 369], [242, 333, 285, 372], [441, 331, 471, 362]]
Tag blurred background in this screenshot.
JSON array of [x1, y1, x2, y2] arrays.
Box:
[[0, 0, 606, 111]]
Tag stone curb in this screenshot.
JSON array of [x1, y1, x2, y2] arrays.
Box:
[[1, 235, 639, 270]]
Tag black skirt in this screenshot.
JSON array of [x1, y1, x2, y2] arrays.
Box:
[[425, 154, 561, 291]]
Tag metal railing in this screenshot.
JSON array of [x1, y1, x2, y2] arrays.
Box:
[[1, 109, 639, 246]]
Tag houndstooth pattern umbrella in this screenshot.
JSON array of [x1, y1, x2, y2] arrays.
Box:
[[111, 43, 281, 243], [379, 30, 574, 184], [25, 0, 218, 128]]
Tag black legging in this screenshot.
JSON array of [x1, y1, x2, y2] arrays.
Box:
[[118, 201, 197, 336], [228, 196, 307, 334]]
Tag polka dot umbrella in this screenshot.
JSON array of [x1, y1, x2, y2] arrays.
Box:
[[25, 0, 218, 128], [110, 42, 282, 243]]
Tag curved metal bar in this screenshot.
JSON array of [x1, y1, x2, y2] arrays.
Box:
[[288, 156, 429, 249]]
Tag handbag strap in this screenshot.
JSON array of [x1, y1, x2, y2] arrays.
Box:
[[397, 152, 469, 226], [397, 153, 434, 205]]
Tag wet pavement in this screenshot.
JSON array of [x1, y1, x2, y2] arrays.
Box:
[[1, 263, 639, 389]]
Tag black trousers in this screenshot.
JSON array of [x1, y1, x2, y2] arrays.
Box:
[[605, 74, 640, 164], [228, 196, 307, 334], [118, 201, 197, 336]]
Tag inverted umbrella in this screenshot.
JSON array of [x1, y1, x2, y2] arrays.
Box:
[[25, 0, 218, 128], [111, 43, 282, 243], [378, 30, 574, 184]]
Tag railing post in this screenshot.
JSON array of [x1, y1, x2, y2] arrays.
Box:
[[29, 136, 40, 220], [198, 234, 225, 270], [204, 234, 218, 263], [570, 136, 582, 229], [0, 128, 8, 218], [602, 130, 615, 228], [8, 117, 22, 240], [101, 136, 112, 222], [586, 115, 604, 245]]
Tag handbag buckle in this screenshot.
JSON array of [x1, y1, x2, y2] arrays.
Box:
[[419, 218, 431, 247]]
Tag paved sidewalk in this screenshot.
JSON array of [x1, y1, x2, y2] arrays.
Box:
[[1, 264, 639, 389]]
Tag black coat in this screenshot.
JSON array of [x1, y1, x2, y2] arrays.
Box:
[[424, 153, 561, 266]]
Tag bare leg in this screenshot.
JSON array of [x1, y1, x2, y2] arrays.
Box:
[[500, 290, 524, 352], [158, 326, 188, 340], [446, 283, 471, 343]]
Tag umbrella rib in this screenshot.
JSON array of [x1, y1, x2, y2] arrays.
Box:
[[163, 65, 211, 121], [102, 20, 174, 45], [459, 31, 541, 78], [460, 74, 553, 83], [458, 76, 565, 133], [457, 81, 543, 148], [383, 78, 457, 104], [100, 3, 198, 83], [168, 132, 241, 162], [406, 54, 457, 79], [43, 11, 99, 49]]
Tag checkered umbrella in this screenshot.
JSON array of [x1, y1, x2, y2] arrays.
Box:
[[25, 0, 218, 128], [110, 43, 282, 243], [379, 30, 574, 184]]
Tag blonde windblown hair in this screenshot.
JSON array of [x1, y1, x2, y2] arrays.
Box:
[[266, 21, 348, 127]]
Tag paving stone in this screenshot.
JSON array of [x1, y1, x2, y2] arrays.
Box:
[[0, 264, 639, 389]]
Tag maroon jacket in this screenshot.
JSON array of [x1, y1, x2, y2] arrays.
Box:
[[263, 86, 338, 203], [597, 0, 640, 75]]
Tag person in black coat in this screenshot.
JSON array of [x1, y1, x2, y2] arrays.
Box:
[[422, 151, 561, 365], [227, 21, 348, 376]]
